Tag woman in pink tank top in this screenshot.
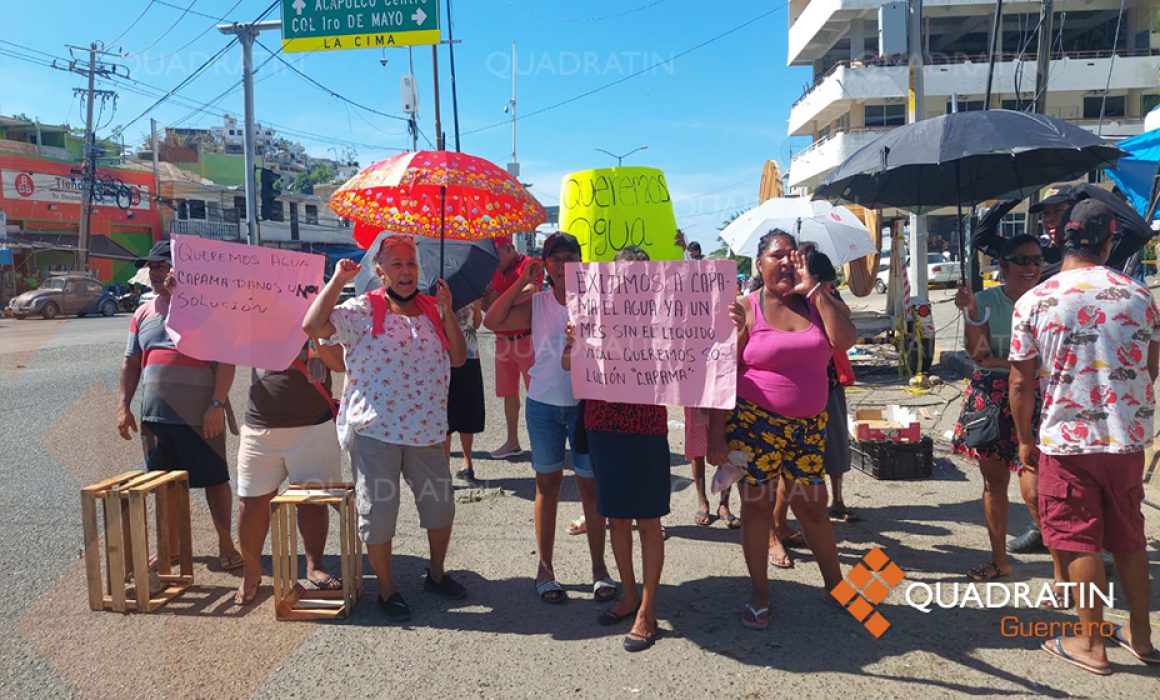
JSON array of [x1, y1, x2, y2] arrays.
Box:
[[708, 229, 856, 631]]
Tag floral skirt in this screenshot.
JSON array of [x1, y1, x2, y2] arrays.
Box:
[[725, 398, 828, 486], [952, 370, 1038, 470]]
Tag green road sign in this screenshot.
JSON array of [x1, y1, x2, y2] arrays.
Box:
[[281, 0, 441, 53]]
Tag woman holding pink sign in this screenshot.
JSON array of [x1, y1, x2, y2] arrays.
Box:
[[707, 229, 856, 631]]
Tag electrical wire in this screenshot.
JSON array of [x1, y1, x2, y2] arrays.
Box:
[[131, 0, 200, 57], [500, 0, 669, 23], [104, 1, 157, 50], [135, 0, 245, 64], [254, 39, 410, 122], [1097, 0, 1127, 136], [462, 4, 785, 136]]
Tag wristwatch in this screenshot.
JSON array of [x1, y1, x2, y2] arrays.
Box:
[[209, 399, 225, 409]]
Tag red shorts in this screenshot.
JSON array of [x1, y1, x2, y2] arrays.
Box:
[[494, 332, 534, 397], [1038, 451, 1146, 555]]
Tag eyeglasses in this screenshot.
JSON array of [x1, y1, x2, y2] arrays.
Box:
[[1005, 254, 1045, 267]]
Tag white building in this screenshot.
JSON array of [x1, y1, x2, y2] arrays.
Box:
[[787, 0, 1160, 203]]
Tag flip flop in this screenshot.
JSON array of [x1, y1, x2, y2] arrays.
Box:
[[593, 577, 618, 603], [1041, 636, 1112, 676], [768, 550, 794, 569], [308, 575, 343, 591], [1110, 625, 1160, 665], [828, 507, 861, 523], [693, 510, 714, 526], [718, 510, 741, 529], [219, 552, 244, 571], [536, 579, 568, 605], [233, 581, 258, 606], [741, 603, 770, 631], [966, 562, 1008, 583], [566, 517, 587, 536]]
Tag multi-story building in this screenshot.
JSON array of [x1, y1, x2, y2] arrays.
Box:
[[787, 0, 1160, 239]]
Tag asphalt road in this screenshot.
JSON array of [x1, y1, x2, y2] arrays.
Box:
[[1, 311, 1157, 698]]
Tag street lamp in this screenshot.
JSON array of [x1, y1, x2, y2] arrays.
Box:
[[595, 145, 648, 167]]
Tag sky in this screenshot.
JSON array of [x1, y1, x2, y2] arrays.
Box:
[[0, 0, 811, 248]]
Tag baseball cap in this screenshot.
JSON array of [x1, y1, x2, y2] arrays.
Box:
[[1062, 199, 1116, 246], [134, 240, 172, 268], [1028, 186, 1073, 213], [542, 231, 581, 259], [493, 235, 513, 248]]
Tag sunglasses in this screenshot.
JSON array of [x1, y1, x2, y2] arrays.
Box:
[[1004, 254, 1045, 267]]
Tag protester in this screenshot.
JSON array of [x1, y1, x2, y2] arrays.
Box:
[[448, 299, 485, 480], [708, 230, 855, 630], [233, 340, 345, 605], [562, 246, 668, 651], [116, 240, 242, 571], [951, 235, 1048, 583], [482, 236, 543, 459], [484, 231, 614, 605], [303, 234, 468, 622], [1010, 200, 1160, 673], [686, 241, 704, 261]]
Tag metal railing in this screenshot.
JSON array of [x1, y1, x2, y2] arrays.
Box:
[[792, 48, 1160, 109], [168, 219, 241, 240]]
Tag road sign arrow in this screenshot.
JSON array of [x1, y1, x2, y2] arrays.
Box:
[[412, 8, 427, 25], [292, 0, 305, 15]]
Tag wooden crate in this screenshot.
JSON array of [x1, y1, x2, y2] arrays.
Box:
[[270, 482, 362, 621], [81, 470, 194, 612]]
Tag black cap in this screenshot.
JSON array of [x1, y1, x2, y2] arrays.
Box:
[[1062, 199, 1117, 247], [1028, 186, 1073, 213], [134, 240, 172, 268], [542, 231, 581, 259]]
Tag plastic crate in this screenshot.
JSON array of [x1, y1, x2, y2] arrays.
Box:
[[850, 437, 933, 480]]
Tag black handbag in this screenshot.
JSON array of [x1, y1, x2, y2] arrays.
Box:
[[962, 402, 1004, 448]]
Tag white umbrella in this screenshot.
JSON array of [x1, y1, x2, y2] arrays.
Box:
[[720, 197, 876, 264]]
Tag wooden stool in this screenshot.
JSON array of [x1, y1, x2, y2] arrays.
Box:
[[81, 470, 194, 612], [270, 482, 362, 621]]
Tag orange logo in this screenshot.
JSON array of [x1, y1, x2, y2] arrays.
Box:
[[830, 547, 905, 637]]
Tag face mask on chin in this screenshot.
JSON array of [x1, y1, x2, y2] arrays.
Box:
[[386, 286, 419, 303]]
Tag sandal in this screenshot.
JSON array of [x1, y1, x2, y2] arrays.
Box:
[[741, 603, 770, 630], [566, 517, 587, 536], [965, 562, 1008, 583], [536, 579, 568, 605], [693, 510, 714, 526], [828, 507, 861, 523], [1038, 585, 1074, 610], [593, 577, 618, 603], [233, 580, 259, 606], [717, 506, 741, 529], [1041, 636, 1112, 676], [218, 552, 244, 571], [308, 575, 343, 590], [768, 550, 794, 569], [1110, 625, 1160, 665]]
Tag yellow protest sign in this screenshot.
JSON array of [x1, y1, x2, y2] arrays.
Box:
[[558, 167, 683, 262]]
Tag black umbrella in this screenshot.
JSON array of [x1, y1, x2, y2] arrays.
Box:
[[814, 110, 1126, 212], [355, 234, 499, 311], [973, 183, 1150, 274]]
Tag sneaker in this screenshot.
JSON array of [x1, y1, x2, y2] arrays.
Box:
[[490, 444, 522, 459], [1008, 524, 1047, 554], [423, 569, 467, 600], [455, 467, 476, 481], [378, 592, 411, 622]]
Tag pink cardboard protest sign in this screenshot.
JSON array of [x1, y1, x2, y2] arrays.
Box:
[[565, 260, 738, 409], [165, 235, 325, 371]]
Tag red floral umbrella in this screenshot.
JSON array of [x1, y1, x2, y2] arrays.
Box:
[[329, 151, 547, 257]]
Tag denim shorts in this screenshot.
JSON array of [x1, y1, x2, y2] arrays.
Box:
[[525, 397, 593, 478]]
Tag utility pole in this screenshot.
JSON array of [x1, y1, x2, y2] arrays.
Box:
[[217, 20, 281, 246], [407, 47, 420, 152], [983, 0, 1004, 109], [150, 119, 161, 212], [505, 40, 518, 178], [906, 0, 928, 297], [432, 45, 444, 150], [56, 43, 126, 273], [1024, 0, 1055, 233], [445, 0, 461, 151]]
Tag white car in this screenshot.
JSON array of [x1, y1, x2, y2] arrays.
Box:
[[875, 254, 961, 293]]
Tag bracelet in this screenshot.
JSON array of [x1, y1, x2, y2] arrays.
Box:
[[805, 282, 822, 300]]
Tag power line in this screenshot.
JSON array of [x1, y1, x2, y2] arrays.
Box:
[[133, 0, 244, 63], [155, 0, 221, 22], [462, 4, 785, 136], [254, 39, 409, 122], [104, 1, 157, 49], [131, 0, 200, 56]]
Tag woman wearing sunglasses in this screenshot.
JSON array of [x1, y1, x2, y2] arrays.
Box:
[[952, 235, 1048, 583]]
